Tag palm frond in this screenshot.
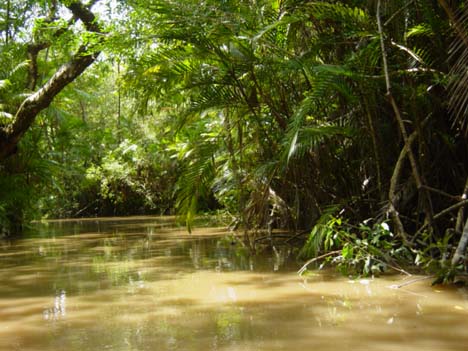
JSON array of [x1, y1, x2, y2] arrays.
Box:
[[8, 61, 29, 78], [286, 121, 354, 163], [306, 1, 371, 34], [406, 23, 433, 39], [175, 140, 218, 232], [0, 79, 12, 91], [280, 62, 358, 164], [447, 5, 468, 132]]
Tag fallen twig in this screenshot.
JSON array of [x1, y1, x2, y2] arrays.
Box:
[[297, 250, 342, 275], [387, 276, 434, 289]]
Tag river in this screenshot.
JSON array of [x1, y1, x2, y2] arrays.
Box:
[[0, 216, 467, 350]]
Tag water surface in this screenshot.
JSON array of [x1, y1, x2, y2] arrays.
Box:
[[0, 216, 467, 350]]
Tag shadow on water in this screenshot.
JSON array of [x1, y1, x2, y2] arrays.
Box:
[[0, 216, 467, 351]]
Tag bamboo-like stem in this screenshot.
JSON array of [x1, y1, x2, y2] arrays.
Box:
[[451, 177, 468, 266], [452, 217, 468, 266], [363, 98, 383, 197], [377, 0, 433, 239], [387, 129, 421, 243], [455, 178, 468, 233]]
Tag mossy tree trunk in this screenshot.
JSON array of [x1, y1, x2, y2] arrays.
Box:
[[0, 1, 102, 161]]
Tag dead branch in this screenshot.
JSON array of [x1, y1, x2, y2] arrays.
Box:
[[298, 250, 342, 275]]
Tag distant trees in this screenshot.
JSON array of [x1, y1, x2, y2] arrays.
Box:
[[0, 1, 177, 234]]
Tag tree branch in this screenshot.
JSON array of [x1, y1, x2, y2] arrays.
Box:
[[377, 0, 433, 238], [0, 1, 103, 160], [27, 43, 49, 91], [414, 199, 468, 240]]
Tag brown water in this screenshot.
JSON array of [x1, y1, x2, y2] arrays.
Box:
[[0, 216, 467, 351]]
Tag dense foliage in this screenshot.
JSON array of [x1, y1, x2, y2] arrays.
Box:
[[1, 0, 468, 280]]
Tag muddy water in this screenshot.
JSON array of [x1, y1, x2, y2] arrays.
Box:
[[0, 217, 467, 351]]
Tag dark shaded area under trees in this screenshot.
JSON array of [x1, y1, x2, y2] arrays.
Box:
[[1, 0, 468, 281]]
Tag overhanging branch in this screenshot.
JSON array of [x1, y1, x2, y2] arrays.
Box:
[[0, 1, 104, 160]]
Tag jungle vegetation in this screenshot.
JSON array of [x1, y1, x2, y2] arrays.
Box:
[[1, 0, 468, 281]]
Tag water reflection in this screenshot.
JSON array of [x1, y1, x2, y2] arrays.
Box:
[[0, 216, 467, 351], [43, 290, 66, 321]]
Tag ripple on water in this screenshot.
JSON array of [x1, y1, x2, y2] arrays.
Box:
[[0, 216, 467, 351]]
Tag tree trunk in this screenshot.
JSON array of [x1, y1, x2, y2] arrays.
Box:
[[0, 1, 102, 161], [377, 0, 433, 238], [452, 217, 468, 267], [5, 0, 11, 45]]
